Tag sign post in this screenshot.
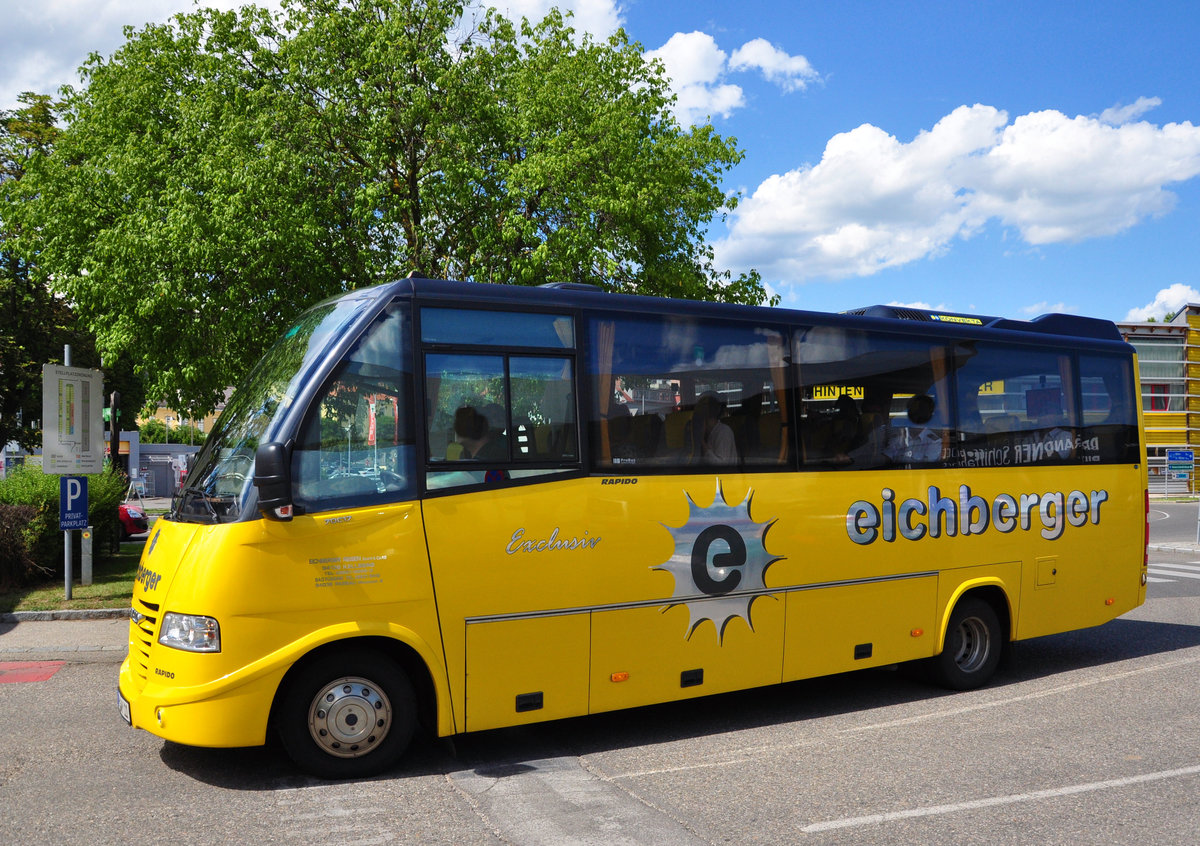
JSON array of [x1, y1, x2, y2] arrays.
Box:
[[43, 346, 105, 599], [1174, 449, 1200, 543]]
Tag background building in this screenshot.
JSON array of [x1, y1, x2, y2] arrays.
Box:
[[1118, 306, 1200, 493]]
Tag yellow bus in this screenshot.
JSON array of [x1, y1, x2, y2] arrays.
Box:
[[118, 279, 1148, 777]]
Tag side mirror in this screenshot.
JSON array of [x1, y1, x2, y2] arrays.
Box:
[[253, 441, 294, 521]]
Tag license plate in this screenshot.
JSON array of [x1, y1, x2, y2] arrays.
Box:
[[118, 689, 131, 725]]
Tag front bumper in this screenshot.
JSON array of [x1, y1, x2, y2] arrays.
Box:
[[118, 652, 281, 749]]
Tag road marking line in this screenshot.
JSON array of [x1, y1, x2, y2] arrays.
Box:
[[607, 655, 1200, 781], [840, 654, 1200, 733], [801, 764, 1200, 832], [1147, 567, 1200, 580], [1147, 577, 1173, 583], [0, 661, 65, 683]]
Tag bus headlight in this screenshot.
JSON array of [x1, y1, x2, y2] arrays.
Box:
[[158, 613, 221, 653]]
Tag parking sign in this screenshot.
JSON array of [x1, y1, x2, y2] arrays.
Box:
[[60, 476, 89, 530]]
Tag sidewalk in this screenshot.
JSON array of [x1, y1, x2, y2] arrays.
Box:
[[0, 613, 129, 664]]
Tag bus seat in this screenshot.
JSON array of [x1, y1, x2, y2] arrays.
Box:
[[626, 414, 660, 459], [664, 410, 693, 449], [758, 411, 782, 450]]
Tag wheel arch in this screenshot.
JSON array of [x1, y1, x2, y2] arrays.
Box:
[[937, 580, 1013, 654]]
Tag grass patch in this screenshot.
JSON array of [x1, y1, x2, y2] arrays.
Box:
[[0, 540, 143, 613]]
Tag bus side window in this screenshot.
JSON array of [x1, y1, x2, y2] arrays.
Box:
[[951, 343, 1079, 468], [588, 314, 789, 471], [794, 328, 950, 470], [510, 356, 577, 462], [1078, 353, 1139, 464], [423, 351, 580, 490]]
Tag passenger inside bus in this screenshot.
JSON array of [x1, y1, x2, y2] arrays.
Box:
[[690, 391, 738, 465], [453, 406, 507, 462]]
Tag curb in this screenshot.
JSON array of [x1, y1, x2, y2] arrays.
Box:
[[1148, 544, 1200, 554], [0, 608, 129, 623]]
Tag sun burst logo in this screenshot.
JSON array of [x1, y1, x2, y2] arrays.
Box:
[[655, 479, 782, 643]]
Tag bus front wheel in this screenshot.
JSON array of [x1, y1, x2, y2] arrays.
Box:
[[931, 597, 1003, 691], [278, 648, 416, 778]]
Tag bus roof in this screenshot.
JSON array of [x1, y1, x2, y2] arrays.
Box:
[[367, 277, 1129, 349]]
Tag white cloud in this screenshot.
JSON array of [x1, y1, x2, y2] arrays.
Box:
[[1124, 283, 1200, 322], [476, 0, 623, 38], [1099, 96, 1162, 125], [729, 38, 819, 92], [0, 1, 286, 108], [1, 1, 624, 109], [716, 101, 1200, 287], [887, 300, 950, 311], [1020, 301, 1074, 316], [645, 32, 819, 124], [644, 31, 744, 124]]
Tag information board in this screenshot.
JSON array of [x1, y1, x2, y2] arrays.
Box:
[[41, 364, 105, 474]]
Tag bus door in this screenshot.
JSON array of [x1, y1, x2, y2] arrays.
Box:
[[419, 306, 592, 732], [580, 312, 792, 717]]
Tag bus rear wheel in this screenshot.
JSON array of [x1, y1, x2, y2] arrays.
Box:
[[278, 648, 415, 778], [931, 597, 1003, 691]]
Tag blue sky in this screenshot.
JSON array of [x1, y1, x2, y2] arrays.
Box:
[[4, 0, 1200, 323]]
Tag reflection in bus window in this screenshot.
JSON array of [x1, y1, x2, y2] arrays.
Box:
[[952, 344, 1078, 467], [291, 302, 415, 513]]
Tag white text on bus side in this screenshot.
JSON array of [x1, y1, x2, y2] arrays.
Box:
[[846, 484, 1109, 544]]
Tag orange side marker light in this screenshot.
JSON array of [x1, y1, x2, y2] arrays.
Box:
[[610, 672, 629, 683]]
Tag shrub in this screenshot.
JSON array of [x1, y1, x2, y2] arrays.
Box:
[[0, 463, 128, 579], [0, 503, 43, 591]]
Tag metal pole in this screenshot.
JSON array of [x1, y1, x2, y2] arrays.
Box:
[[81, 526, 93, 585], [63, 344, 73, 600]]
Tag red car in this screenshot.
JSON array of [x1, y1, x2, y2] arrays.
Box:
[[117, 504, 149, 541]]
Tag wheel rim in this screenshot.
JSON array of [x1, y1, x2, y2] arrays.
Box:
[[307, 676, 392, 759], [952, 615, 991, 673]]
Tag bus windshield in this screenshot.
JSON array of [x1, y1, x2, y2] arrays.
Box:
[[172, 293, 378, 524]]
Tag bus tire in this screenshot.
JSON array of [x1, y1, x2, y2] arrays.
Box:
[[277, 648, 415, 778], [931, 597, 1003, 691]]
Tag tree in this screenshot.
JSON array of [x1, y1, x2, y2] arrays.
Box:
[[0, 94, 99, 453], [11, 0, 769, 419], [1, 94, 145, 452]]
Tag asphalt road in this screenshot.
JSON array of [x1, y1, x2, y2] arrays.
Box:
[[1149, 500, 1200, 545], [3, 563, 1199, 846]]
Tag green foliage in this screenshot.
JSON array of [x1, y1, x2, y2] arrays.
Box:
[[2, 94, 74, 452], [0, 464, 127, 579], [1, 94, 146, 451], [139, 418, 205, 445], [9, 0, 769, 421]]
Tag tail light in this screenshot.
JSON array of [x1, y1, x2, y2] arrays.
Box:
[[1144, 489, 1149, 568]]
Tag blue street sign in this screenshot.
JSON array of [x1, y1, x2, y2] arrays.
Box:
[[1167, 449, 1194, 463], [60, 476, 89, 530]]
